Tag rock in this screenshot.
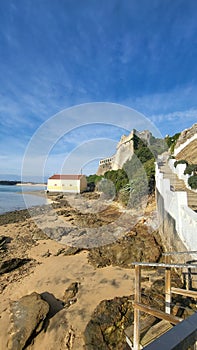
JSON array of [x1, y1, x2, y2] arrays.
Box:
[[88, 224, 161, 268], [63, 246, 82, 256], [0, 235, 10, 246], [84, 296, 134, 350], [41, 250, 51, 258], [31, 228, 49, 240], [0, 258, 31, 274], [0, 235, 11, 253], [0, 209, 30, 225], [44, 226, 72, 240], [8, 292, 49, 350], [54, 248, 66, 256], [63, 282, 79, 307]]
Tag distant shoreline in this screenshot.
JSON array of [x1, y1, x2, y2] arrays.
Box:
[[17, 183, 47, 187], [0, 181, 46, 186]]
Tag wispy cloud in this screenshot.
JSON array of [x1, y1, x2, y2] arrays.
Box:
[[151, 109, 197, 123]]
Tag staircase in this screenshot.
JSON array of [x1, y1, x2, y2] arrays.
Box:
[[159, 160, 197, 212]]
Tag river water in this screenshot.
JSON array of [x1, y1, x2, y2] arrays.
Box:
[[0, 185, 48, 214]]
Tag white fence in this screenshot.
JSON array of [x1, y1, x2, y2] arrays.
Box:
[[156, 163, 197, 253]]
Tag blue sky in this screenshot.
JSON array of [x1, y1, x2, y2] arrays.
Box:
[[0, 0, 197, 179]]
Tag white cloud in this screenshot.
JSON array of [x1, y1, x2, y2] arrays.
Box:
[[122, 85, 197, 116], [151, 108, 197, 123], [21, 102, 160, 177]]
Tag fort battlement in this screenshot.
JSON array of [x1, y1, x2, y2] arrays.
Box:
[[97, 129, 151, 175]]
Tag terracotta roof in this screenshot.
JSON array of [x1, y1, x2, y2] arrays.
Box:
[[49, 174, 84, 180]]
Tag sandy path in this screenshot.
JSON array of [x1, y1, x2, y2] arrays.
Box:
[[0, 238, 135, 350]]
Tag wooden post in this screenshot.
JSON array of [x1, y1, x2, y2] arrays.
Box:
[[133, 265, 141, 350], [165, 267, 171, 314]]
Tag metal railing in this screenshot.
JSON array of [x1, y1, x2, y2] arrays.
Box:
[[127, 257, 197, 350], [143, 311, 197, 350]]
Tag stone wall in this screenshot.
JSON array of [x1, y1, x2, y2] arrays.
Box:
[[97, 129, 151, 175]]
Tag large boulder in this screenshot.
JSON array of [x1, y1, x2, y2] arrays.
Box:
[[8, 292, 49, 350], [84, 296, 134, 350]]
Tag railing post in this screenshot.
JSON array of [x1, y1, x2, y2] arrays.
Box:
[[133, 265, 141, 350], [165, 266, 171, 314]]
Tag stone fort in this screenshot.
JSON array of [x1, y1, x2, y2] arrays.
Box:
[[97, 129, 151, 175]]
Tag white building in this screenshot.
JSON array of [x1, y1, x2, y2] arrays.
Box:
[[47, 174, 87, 193]]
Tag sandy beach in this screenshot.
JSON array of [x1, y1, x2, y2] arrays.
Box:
[[0, 193, 163, 349]]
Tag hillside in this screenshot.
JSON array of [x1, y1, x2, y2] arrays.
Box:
[[174, 123, 197, 163], [175, 138, 197, 163]]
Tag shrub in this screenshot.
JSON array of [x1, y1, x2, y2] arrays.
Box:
[[124, 156, 155, 194], [149, 135, 168, 156], [165, 132, 181, 153], [188, 175, 197, 189], [132, 135, 153, 163], [184, 164, 197, 176], [104, 169, 129, 193], [174, 159, 188, 168], [96, 178, 116, 199], [143, 158, 156, 194]]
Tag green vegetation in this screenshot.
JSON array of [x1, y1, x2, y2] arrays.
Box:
[[96, 178, 116, 199], [118, 135, 162, 207], [173, 160, 197, 189], [132, 134, 153, 163], [184, 164, 197, 176], [165, 132, 181, 153], [88, 133, 167, 207], [149, 135, 168, 156], [86, 174, 102, 184], [123, 158, 148, 208], [104, 169, 129, 192], [188, 175, 197, 189], [174, 159, 188, 168]]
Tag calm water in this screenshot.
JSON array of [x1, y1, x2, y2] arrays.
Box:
[[0, 185, 48, 214]]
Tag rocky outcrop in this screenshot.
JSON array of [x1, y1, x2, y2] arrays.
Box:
[[0, 209, 30, 225], [175, 123, 197, 149], [8, 292, 49, 350], [174, 123, 197, 163], [88, 223, 161, 268]]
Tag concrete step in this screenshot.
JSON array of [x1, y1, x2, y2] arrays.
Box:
[[141, 319, 173, 347], [158, 162, 197, 212]]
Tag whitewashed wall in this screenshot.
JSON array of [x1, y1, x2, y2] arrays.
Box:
[[156, 163, 197, 253]]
